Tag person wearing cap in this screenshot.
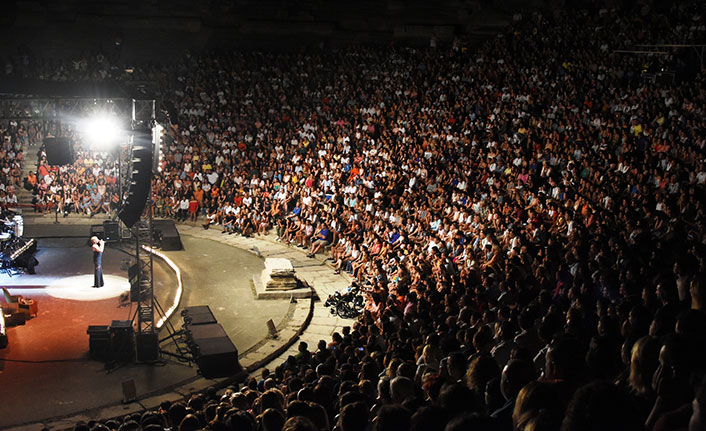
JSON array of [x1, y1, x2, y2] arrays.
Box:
[[91, 236, 105, 287]]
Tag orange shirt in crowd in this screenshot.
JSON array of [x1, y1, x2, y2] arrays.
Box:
[[193, 188, 204, 205]]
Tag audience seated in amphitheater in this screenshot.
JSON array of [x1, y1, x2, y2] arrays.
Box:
[[5, 2, 706, 431], [0, 121, 30, 210]]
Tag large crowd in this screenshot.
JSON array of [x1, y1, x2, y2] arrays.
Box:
[[0, 121, 25, 210], [25, 140, 120, 217], [0, 106, 124, 217], [5, 2, 706, 431]]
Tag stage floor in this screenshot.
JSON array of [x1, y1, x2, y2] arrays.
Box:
[[0, 230, 291, 429]]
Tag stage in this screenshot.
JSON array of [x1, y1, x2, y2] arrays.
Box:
[[0, 226, 292, 429]]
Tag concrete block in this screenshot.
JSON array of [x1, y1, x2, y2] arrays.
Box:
[[313, 306, 336, 318], [242, 349, 270, 363], [240, 357, 256, 369], [292, 308, 310, 320], [277, 328, 297, 340], [305, 324, 336, 336], [253, 274, 312, 299], [310, 315, 339, 326]]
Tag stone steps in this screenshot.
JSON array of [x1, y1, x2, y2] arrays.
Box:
[[18, 145, 40, 209]]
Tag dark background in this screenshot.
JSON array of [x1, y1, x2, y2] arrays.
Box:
[[0, 0, 677, 61]]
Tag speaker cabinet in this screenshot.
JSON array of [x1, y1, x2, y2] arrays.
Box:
[[103, 221, 119, 242], [89, 224, 104, 244], [188, 323, 240, 378], [110, 320, 135, 363], [44, 137, 75, 165], [153, 219, 183, 250], [136, 332, 159, 362], [118, 130, 153, 228], [182, 305, 217, 326], [87, 325, 111, 362]]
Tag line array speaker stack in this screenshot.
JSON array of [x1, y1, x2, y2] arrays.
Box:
[[118, 129, 153, 228], [183, 305, 240, 378]]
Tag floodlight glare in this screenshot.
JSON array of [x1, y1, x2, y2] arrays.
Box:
[[81, 115, 121, 149]]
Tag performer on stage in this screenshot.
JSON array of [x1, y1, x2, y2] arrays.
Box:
[[91, 236, 105, 287]]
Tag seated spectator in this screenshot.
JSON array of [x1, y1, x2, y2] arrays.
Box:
[[562, 381, 642, 431], [491, 359, 536, 430]]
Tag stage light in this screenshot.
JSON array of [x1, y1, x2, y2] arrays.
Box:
[[81, 115, 123, 149]]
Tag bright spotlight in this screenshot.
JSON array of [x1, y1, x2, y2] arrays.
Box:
[[81, 115, 122, 149]]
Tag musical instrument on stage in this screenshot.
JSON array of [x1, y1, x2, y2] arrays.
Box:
[[0, 210, 39, 334], [1, 286, 36, 328], [0, 210, 38, 275]]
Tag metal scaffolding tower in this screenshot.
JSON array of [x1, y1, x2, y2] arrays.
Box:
[[129, 98, 157, 349]]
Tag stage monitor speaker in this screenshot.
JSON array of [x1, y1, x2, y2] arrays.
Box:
[[44, 137, 75, 165], [103, 221, 119, 242], [110, 320, 135, 363], [188, 323, 240, 378], [136, 332, 159, 362], [153, 219, 183, 250], [87, 325, 111, 362], [182, 305, 217, 326], [118, 131, 153, 228]]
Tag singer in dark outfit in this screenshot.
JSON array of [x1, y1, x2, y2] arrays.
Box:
[[91, 236, 105, 287]]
